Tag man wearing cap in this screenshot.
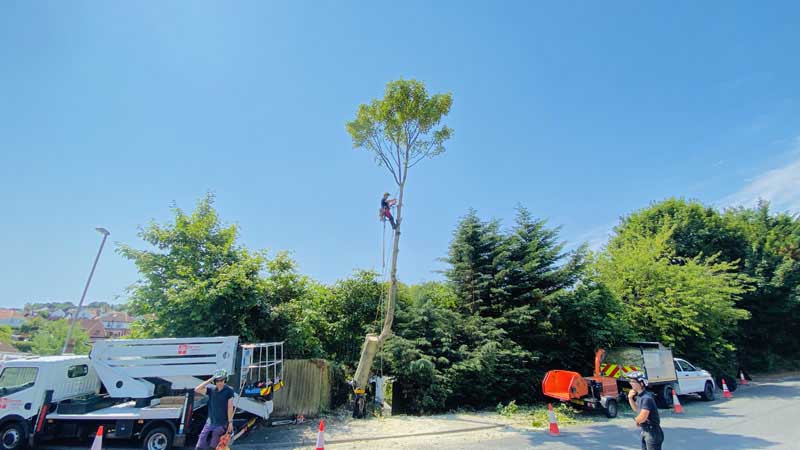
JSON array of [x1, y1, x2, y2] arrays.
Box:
[[194, 369, 235, 450], [627, 371, 664, 450]]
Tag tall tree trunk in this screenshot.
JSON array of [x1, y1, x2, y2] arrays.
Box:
[[352, 183, 405, 391]]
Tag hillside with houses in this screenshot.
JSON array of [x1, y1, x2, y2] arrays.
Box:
[[0, 302, 136, 356]]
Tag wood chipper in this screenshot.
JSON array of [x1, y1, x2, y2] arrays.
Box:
[[541, 349, 620, 418]]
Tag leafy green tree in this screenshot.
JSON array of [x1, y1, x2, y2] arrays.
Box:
[[405, 282, 458, 310], [17, 317, 45, 335], [346, 79, 454, 395], [597, 227, 751, 370], [539, 276, 632, 375], [273, 280, 328, 360], [119, 194, 302, 342], [724, 203, 800, 370], [610, 198, 800, 371], [320, 271, 384, 366], [0, 325, 12, 345], [244, 252, 322, 357], [13, 318, 45, 353], [30, 319, 90, 355], [612, 198, 746, 263]]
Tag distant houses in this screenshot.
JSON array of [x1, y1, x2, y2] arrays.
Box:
[[0, 306, 134, 344], [0, 309, 26, 328], [79, 319, 107, 343], [48, 309, 67, 320], [99, 312, 133, 338]]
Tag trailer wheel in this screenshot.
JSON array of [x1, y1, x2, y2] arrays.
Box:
[[604, 399, 618, 418], [700, 381, 715, 401], [143, 426, 173, 450], [0, 422, 26, 450]]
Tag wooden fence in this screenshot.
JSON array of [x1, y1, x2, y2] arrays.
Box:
[[271, 359, 333, 417]]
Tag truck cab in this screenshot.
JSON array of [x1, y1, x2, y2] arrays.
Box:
[[674, 358, 715, 400], [0, 355, 99, 450], [0, 337, 284, 450]]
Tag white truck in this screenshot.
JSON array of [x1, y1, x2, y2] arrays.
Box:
[[600, 342, 716, 407], [0, 336, 284, 450]]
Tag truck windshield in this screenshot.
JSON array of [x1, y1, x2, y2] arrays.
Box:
[[0, 367, 38, 397]]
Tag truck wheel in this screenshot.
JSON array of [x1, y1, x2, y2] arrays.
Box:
[[604, 399, 618, 418], [143, 426, 173, 450], [700, 381, 715, 401], [0, 422, 26, 450], [656, 385, 674, 409]]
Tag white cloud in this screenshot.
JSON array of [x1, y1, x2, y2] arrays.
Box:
[[720, 138, 800, 213]]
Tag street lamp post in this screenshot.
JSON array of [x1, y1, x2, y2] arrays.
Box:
[[61, 227, 110, 355]]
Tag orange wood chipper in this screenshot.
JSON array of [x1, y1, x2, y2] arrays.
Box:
[[541, 349, 621, 418]]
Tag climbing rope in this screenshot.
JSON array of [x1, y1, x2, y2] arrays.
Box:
[[381, 219, 387, 273]]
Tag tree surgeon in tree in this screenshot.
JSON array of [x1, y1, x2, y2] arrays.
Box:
[[380, 192, 397, 229]]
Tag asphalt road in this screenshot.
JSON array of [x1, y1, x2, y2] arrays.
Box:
[[355, 377, 800, 450], [38, 377, 800, 450]]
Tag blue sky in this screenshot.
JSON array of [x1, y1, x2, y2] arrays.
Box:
[[2, 1, 799, 308]]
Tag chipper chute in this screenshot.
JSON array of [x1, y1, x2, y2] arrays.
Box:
[[541, 350, 620, 418], [542, 370, 588, 401]]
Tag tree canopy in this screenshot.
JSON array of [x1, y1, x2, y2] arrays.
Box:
[[118, 194, 306, 343], [114, 192, 799, 415]]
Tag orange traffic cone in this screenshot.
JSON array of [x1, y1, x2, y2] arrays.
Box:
[[739, 370, 748, 385], [90, 426, 103, 450], [722, 379, 732, 398], [315, 420, 325, 450], [547, 403, 561, 436], [671, 390, 684, 413]]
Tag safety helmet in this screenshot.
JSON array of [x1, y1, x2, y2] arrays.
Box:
[[383, 192, 390, 196], [213, 368, 228, 381], [625, 370, 648, 386]]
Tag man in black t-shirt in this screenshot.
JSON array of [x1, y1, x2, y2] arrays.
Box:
[[627, 371, 664, 450], [194, 369, 235, 450]]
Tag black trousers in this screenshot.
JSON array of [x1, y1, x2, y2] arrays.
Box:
[[641, 424, 664, 450]]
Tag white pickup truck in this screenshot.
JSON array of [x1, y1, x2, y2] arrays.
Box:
[[673, 357, 716, 400], [601, 342, 716, 408]]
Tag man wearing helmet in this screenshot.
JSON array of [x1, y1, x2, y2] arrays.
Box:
[[626, 371, 664, 450], [380, 192, 397, 229], [194, 369, 235, 450]]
